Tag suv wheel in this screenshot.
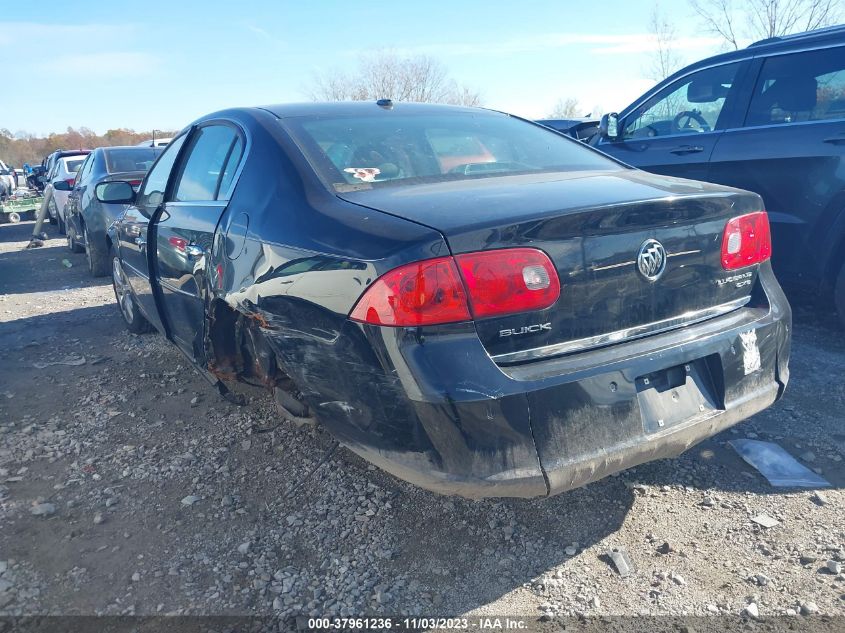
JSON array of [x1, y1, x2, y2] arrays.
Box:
[[835, 260, 845, 330], [111, 250, 152, 334], [84, 225, 109, 277]]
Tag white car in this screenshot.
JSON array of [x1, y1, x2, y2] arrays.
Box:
[[43, 154, 87, 232]]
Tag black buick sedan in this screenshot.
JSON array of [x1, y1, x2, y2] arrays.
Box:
[[99, 101, 791, 499]]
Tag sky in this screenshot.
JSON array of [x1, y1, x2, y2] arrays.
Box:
[[0, 0, 731, 136]]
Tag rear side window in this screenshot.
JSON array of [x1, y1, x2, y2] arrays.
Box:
[[172, 125, 240, 202], [746, 46, 845, 126], [216, 136, 244, 201]]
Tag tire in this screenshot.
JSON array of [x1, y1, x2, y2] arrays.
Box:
[[7, 211, 20, 224], [111, 248, 152, 334], [835, 260, 845, 331], [84, 225, 109, 277], [66, 222, 84, 253], [47, 198, 58, 225]]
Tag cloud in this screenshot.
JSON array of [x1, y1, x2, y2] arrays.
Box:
[[242, 22, 286, 47], [37, 52, 162, 78]]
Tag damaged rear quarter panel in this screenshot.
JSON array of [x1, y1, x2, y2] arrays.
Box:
[[202, 117, 547, 495]]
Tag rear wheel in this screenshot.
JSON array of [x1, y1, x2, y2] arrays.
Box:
[[111, 249, 152, 334], [274, 385, 317, 428], [7, 211, 20, 224], [66, 222, 83, 253], [48, 199, 58, 226], [835, 260, 845, 330], [84, 224, 109, 277]]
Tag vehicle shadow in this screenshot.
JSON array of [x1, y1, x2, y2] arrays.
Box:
[[0, 303, 122, 348], [0, 220, 109, 296]]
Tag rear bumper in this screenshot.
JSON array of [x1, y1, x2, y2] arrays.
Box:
[[269, 264, 791, 499]]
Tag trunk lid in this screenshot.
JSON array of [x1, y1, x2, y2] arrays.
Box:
[[339, 170, 765, 362]]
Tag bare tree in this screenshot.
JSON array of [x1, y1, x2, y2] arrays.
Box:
[[547, 97, 582, 119], [648, 3, 685, 81], [689, 0, 842, 50], [306, 50, 482, 106]]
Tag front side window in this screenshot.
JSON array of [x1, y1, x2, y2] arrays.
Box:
[[623, 63, 741, 139], [285, 112, 620, 190], [746, 46, 845, 126], [138, 133, 187, 209], [172, 125, 239, 202]]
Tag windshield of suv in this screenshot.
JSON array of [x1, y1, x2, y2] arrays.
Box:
[[284, 112, 621, 190]]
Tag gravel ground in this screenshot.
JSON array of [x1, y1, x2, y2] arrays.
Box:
[[1, 218, 844, 622]]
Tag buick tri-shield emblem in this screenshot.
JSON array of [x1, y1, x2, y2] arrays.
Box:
[[637, 239, 667, 282]]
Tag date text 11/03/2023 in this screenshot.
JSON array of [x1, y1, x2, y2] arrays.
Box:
[[301, 616, 529, 630]]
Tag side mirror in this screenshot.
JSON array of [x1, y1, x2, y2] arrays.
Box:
[[599, 113, 620, 141], [53, 180, 72, 191], [95, 181, 136, 205]]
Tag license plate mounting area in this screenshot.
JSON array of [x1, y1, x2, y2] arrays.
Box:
[[636, 356, 722, 434]]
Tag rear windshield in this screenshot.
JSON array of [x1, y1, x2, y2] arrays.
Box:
[[105, 148, 162, 174], [283, 112, 621, 190], [64, 158, 85, 173]]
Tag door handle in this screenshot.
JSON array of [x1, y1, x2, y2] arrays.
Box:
[[669, 145, 705, 155], [822, 134, 845, 145], [185, 244, 205, 259], [135, 236, 146, 248]]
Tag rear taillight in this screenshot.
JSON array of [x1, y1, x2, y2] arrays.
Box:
[[349, 248, 560, 327], [721, 211, 772, 270], [65, 178, 75, 187], [349, 257, 470, 326], [128, 179, 143, 187], [455, 248, 560, 319]]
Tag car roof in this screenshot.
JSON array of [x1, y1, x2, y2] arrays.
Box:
[[678, 23, 845, 71], [52, 149, 91, 159], [747, 23, 845, 48], [256, 101, 499, 119], [101, 145, 162, 152]]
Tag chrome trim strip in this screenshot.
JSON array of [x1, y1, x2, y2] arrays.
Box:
[[492, 296, 751, 365], [591, 260, 635, 272], [668, 249, 701, 258], [590, 249, 701, 272]]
